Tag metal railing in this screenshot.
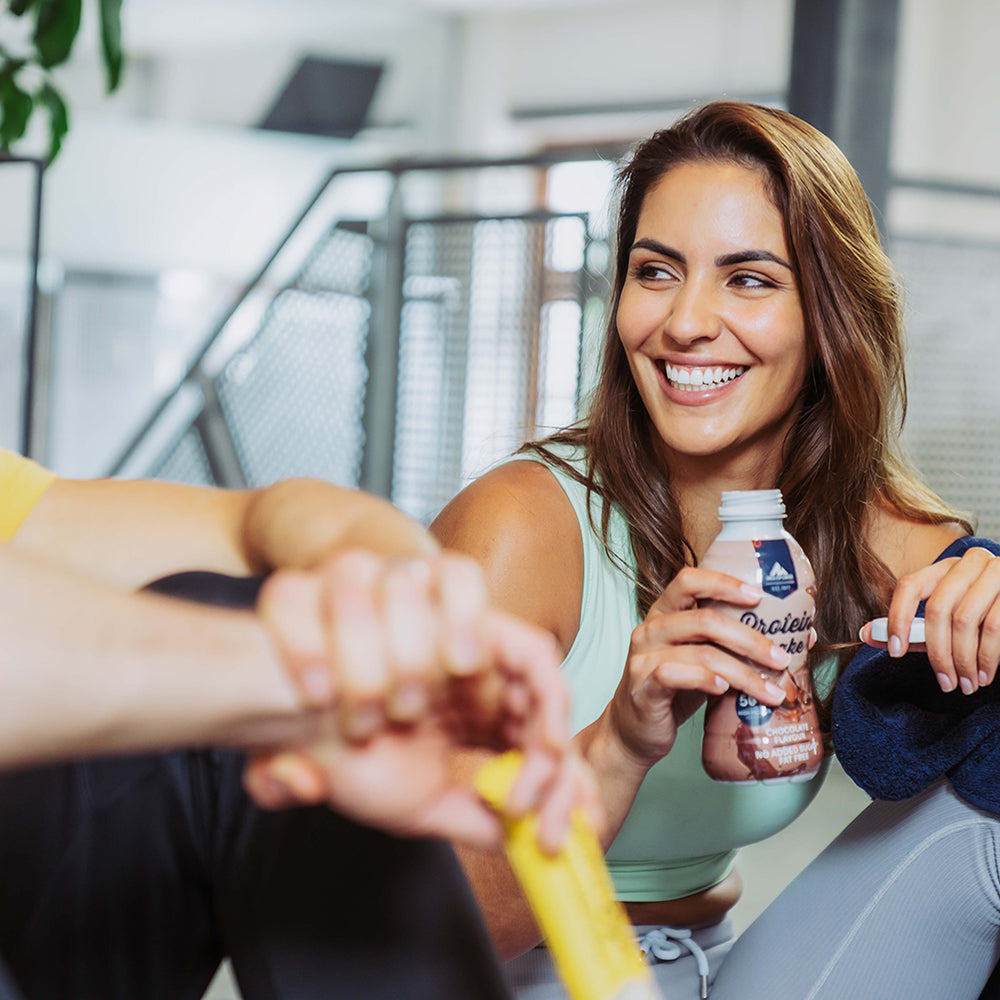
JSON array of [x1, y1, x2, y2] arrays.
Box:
[[104, 148, 623, 525]]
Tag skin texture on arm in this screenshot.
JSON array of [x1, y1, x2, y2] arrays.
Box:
[[0, 545, 312, 768], [11, 475, 435, 590]]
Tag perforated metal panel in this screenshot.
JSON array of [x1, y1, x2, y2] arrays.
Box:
[[214, 227, 373, 487], [391, 214, 588, 525], [149, 427, 215, 486], [892, 236, 1000, 537]]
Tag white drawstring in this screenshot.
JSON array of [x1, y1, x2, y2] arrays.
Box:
[[638, 926, 710, 999]]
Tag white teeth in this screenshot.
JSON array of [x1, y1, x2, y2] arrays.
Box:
[[663, 363, 747, 391]]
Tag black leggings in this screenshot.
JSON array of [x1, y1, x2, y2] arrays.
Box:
[[0, 572, 510, 1000]]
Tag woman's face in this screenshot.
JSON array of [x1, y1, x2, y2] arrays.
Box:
[[616, 159, 809, 471]]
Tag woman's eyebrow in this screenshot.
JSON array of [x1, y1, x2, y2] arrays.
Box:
[[715, 249, 792, 269], [630, 238, 685, 263], [630, 241, 791, 271]]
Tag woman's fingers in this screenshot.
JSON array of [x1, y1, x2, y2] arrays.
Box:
[[885, 559, 952, 660], [888, 549, 1000, 694], [946, 555, 1000, 692], [650, 566, 763, 617], [636, 648, 787, 708], [976, 595, 1000, 688]]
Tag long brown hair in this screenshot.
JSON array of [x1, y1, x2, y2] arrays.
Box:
[[526, 101, 970, 717]]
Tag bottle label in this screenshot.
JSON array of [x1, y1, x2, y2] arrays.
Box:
[[753, 539, 797, 598], [734, 693, 773, 728]]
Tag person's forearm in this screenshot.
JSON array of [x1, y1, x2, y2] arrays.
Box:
[[242, 478, 437, 571], [574, 711, 651, 851], [0, 549, 317, 768]]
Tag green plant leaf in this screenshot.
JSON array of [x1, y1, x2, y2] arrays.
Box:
[[33, 0, 83, 69], [99, 0, 124, 92], [38, 81, 68, 161], [0, 73, 35, 148], [9, 0, 40, 16]]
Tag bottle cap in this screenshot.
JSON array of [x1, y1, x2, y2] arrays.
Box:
[[718, 489, 785, 520]]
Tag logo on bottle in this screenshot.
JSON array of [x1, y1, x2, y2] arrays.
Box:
[[753, 539, 797, 598], [735, 693, 773, 728]]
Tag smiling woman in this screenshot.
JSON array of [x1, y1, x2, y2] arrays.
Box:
[[616, 160, 809, 471], [431, 101, 1000, 999]]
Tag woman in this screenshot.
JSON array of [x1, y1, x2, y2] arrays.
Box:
[[433, 101, 1000, 998]]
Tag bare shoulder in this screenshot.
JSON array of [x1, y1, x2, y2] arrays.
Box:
[[431, 459, 583, 653], [868, 501, 968, 580]]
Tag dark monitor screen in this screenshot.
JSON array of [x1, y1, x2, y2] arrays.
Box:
[[259, 57, 383, 139]]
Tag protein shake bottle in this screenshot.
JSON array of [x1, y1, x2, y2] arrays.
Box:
[[700, 490, 822, 784]]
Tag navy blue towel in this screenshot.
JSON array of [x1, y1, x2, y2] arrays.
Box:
[[832, 536, 1000, 817]]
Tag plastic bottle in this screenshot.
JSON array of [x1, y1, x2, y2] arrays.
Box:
[[700, 489, 823, 784]]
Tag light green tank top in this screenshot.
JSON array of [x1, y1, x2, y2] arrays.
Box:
[[507, 446, 827, 902]]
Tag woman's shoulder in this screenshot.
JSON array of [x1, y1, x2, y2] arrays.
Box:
[[430, 458, 584, 651], [867, 500, 968, 579], [434, 457, 580, 536]]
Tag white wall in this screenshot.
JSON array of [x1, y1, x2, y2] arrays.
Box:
[[888, 0, 1000, 240], [448, 0, 792, 153]]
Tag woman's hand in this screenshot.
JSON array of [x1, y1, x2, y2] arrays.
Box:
[[862, 546, 1000, 695], [605, 566, 793, 769]]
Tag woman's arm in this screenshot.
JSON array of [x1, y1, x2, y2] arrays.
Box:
[[11, 475, 434, 590], [432, 461, 794, 957]]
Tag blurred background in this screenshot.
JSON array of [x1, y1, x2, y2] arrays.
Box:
[[2, 0, 999, 533], [0, 0, 997, 994]]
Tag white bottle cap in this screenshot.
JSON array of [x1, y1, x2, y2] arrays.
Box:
[[718, 489, 785, 520]]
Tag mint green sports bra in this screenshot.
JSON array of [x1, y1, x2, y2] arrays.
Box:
[[506, 446, 828, 902]]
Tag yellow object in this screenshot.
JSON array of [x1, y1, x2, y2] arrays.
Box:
[[0, 449, 56, 542], [475, 752, 662, 1000]]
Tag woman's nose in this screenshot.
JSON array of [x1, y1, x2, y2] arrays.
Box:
[[664, 279, 722, 345]]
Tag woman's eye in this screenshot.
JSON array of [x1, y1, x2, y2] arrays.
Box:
[[730, 272, 774, 289], [631, 262, 674, 282]]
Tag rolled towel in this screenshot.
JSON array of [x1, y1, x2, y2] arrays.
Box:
[[832, 536, 1000, 817]]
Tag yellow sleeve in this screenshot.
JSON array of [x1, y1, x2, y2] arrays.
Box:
[[0, 449, 57, 542]]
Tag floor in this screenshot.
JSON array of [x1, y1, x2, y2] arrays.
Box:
[[203, 759, 871, 998]]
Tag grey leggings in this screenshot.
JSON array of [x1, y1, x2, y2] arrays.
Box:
[[506, 781, 1000, 999]]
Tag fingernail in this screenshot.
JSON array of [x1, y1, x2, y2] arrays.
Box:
[[888, 635, 903, 658], [267, 757, 318, 799], [765, 682, 786, 702], [740, 584, 763, 600], [959, 676, 974, 696], [936, 673, 955, 693], [389, 681, 427, 719], [345, 703, 383, 739], [301, 665, 333, 706], [979, 671, 989, 686], [448, 635, 482, 675], [770, 645, 791, 667], [714, 675, 730, 692]]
